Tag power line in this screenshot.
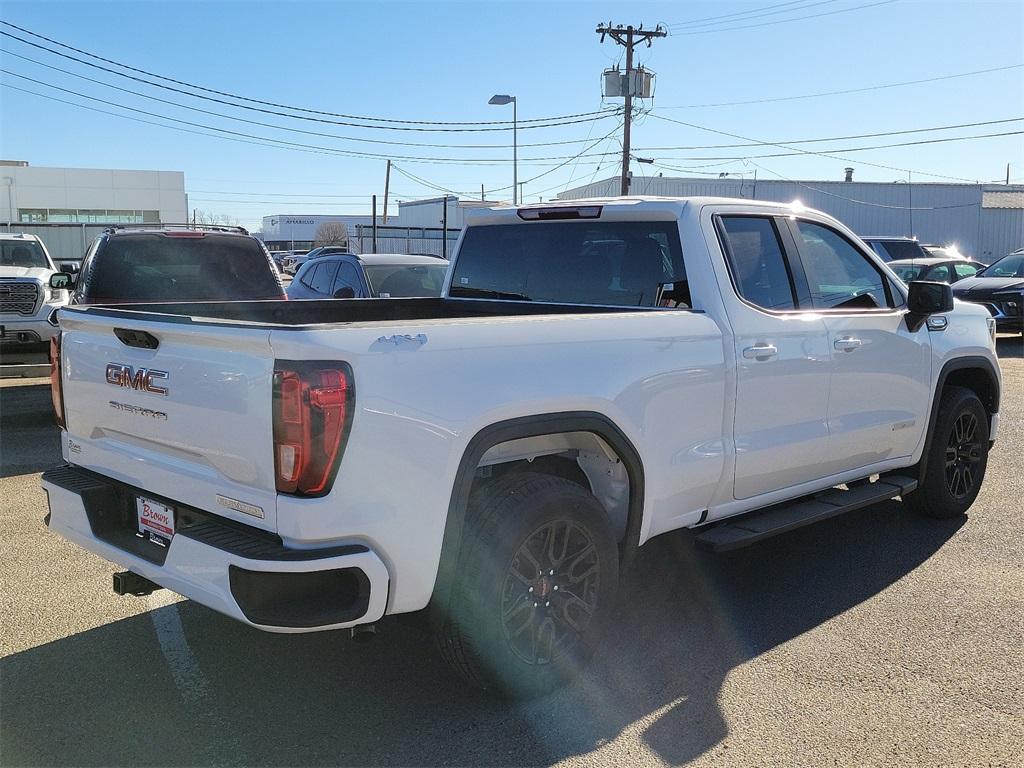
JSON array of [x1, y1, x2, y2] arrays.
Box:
[[669, 0, 899, 36], [638, 116, 1024, 151], [0, 71, 615, 164], [655, 63, 1024, 110], [0, 21, 611, 130], [668, 1, 841, 30], [0, 47, 612, 150], [646, 113, 994, 181]]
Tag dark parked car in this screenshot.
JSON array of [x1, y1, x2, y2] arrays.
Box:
[[951, 250, 1024, 335], [862, 236, 932, 262], [51, 225, 286, 304], [286, 253, 448, 300], [888, 257, 987, 285]]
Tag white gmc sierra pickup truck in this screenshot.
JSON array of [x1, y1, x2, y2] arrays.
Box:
[[43, 197, 1001, 695], [0, 232, 69, 345]]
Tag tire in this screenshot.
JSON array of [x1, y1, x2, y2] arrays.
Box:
[[905, 386, 990, 519], [436, 472, 619, 697]]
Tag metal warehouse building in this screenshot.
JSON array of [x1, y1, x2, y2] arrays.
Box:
[[558, 176, 1024, 262]]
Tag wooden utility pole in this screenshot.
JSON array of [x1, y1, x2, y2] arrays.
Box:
[[372, 194, 378, 253], [596, 23, 666, 195], [382, 160, 392, 224]]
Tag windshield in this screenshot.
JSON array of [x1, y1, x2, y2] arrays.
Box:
[[364, 263, 447, 297], [83, 233, 283, 302], [0, 241, 49, 269], [450, 221, 688, 307], [980, 253, 1024, 278]]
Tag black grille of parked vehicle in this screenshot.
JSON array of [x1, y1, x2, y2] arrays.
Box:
[[0, 280, 40, 315]]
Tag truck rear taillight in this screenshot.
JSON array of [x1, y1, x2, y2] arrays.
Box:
[[272, 361, 354, 497], [50, 333, 65, 429]]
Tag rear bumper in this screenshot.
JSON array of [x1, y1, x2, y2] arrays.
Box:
[[41, 465, 389, 632]]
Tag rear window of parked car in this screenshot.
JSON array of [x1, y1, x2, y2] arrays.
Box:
[[82, 234, 282, 302], [365, 264, 447, 297]]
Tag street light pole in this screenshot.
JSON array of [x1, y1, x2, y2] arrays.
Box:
[[489, 94, 518, 205]]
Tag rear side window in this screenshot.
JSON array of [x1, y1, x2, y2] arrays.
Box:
[[333, 262, 363, 294], [925, 264, 951, 283], [450, 221, 689, 307], [794, 221, 892, 309], [718, 216, 796, 311], [309, 261, 339, 294], [83, 234, 282, 302], [891, 264, 924, 283]]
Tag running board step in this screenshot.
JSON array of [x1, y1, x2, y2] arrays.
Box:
[[695, 475, 918, 553]]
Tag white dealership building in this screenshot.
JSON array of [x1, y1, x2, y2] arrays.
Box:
[[1, 160, 187, 224]]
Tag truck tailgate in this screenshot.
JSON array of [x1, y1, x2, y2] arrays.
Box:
[[58, 309, 279, 532]]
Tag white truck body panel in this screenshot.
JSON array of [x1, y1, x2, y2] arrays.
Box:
[[42, 196, 1001, 631]]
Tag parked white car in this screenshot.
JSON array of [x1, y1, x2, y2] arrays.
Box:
[[43, 197, 1000, 695], [0, 232, 71, 345]]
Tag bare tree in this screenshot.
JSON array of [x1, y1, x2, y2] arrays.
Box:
[[314, 221, 348, 247], [194, 210, 240, 227]]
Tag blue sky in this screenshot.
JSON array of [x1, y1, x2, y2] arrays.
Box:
[[1, 0, 1022, 228]]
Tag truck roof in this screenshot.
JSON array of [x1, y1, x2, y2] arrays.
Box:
[[464, 196, 817, 224]]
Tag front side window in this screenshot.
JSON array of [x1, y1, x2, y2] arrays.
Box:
[[795, 221, 891, 310], [719, 216, 796, 311], [450, 220, 688, 307]]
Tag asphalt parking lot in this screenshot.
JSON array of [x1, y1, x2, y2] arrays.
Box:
[[1, 338, 1022, 767]]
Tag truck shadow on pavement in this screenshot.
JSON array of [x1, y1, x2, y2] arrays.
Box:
[[0, 383, 61, 478], [2, 501, 963, 767]]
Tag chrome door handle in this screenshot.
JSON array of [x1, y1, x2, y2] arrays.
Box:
[[834, 337, 863, 352], [742, 344, 778, 361]]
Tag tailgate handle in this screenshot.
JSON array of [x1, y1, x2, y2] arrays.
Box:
[[113, 328, 160, 350]]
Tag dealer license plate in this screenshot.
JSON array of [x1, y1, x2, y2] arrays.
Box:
[[136, 496, 175, 546]]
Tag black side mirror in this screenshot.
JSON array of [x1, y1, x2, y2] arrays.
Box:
[[49, 272, 74, 290], [333, 286, 356, 299], [59, 261, 81, 274], [906, 281, 953, 331]]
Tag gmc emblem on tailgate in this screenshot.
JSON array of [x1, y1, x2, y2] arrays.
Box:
[[105, 363, 169, 396]]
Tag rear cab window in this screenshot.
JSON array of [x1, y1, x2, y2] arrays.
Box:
[[450, 220, 690, 308], [83, 233, 282, 302]]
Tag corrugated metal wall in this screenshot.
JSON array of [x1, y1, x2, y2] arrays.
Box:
[[558, 177, 1024, 261], [1, 222, 106, 263]]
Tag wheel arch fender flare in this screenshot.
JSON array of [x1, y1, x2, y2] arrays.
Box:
[[430, 411, 645, 614], [919, 355, 1000, 479]]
